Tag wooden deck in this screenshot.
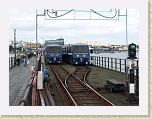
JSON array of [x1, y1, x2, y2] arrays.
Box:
[[9, 56, 36, 106]]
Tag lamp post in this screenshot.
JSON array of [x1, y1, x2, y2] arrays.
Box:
[[36, 9, 38, 52], [35, 9, 46, 69], [36, 9, 46, 52], [14, 29, 16, 65]]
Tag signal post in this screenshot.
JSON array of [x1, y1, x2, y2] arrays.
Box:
[[127, 43, 138, 102]]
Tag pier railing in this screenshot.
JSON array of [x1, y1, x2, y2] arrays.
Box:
[[90, 56, 139, 96], [9, 53, 34, 69], [9, 57, 15, 68], [90, 56, 139, 74]]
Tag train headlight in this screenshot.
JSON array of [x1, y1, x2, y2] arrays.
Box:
[[86, 62, 88, 64], [77, 55, 79, 57], [84, 55, 86, 57], [75, 62, 78, 64]]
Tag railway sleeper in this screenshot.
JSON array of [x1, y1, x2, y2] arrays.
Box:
[[69, 90, 93, 93]]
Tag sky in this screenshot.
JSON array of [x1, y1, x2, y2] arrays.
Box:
[[9, 9, 139, 46]]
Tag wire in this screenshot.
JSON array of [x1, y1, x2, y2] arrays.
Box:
[[90, 9, 117, 19], [52, 9, 113, 13], [46, 9, 118, 19], [46, 9, 73, 18]]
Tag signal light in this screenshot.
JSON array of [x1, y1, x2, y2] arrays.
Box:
[[128, 43, 137, 59]]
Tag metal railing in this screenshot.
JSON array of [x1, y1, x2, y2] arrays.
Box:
[[90, 56, 139, 74], [9, 57, 15, 68], [9, 53, 34, 69], [90, 56, 139, 96]]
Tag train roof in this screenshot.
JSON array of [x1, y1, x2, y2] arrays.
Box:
[[44, 38, 64, 46], [45, 44, 62, 47], [70, 43, 88, 46]]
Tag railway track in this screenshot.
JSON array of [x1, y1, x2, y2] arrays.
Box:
[[50, 65, 77, 106], [73, 66, 90, 83], [39, 82, 56, 106], [50, 64, 114, 106]]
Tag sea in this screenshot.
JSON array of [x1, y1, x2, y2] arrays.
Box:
[[91, 51, 139, 59]]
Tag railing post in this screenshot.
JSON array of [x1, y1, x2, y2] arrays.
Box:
[[11, 57, 13, 67], [99, 57, 100, 66], [125, 59, 127, 74], [115, 58, 117, 71], [108, 57, 109, 69], [97, 57, 99, 66], [120, 59, 121, 72], [105, 57, 106, 68], [111, 58, 113, 70], [102, 57, 103, 67]]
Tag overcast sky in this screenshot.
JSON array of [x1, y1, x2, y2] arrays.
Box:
[[9, 9, 139, 46]]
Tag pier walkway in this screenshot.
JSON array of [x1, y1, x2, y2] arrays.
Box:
[[9, 56, 36, 106]]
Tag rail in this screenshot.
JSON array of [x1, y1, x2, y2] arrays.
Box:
[[50, 65, 78, 106], [90, 56, 139, 96], [90, 56, 139, 75], [9, 57, 15, 68], [9, 53, 34, 69]]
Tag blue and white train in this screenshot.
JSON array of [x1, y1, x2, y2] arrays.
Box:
[[44, 44, 62, 64], [63, 43, 90, 65]]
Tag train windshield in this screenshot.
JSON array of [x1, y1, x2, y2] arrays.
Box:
[[47, 46, 61, 53], [72, 46, 89, 53]]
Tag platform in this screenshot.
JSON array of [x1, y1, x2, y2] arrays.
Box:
[[9, 56, 36, 106]]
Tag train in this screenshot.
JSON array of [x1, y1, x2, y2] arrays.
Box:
[[63, 43, 90, 65], [44, 44, 62, 64]]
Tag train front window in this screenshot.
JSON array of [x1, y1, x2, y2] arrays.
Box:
[[72, 46, 89, 53], [47, 46, 61, 53]]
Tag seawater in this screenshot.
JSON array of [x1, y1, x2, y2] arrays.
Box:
[[91, 51, 139, 59]]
